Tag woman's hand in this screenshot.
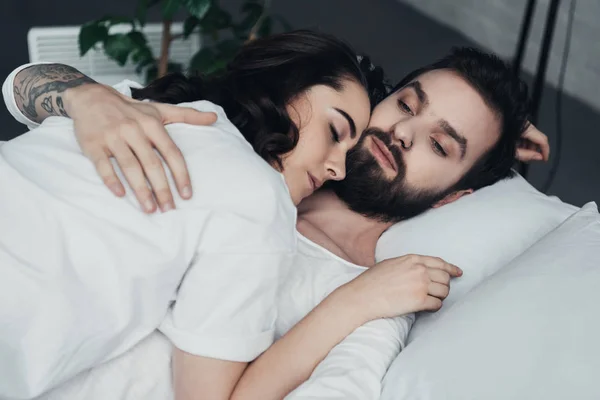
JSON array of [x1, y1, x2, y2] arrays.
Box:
[[340, 254, 462, 322], [64, 83, 217, 213], [516, 122, 550, 163]]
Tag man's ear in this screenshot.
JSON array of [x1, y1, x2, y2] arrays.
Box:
[[432, 189, 473, 208]]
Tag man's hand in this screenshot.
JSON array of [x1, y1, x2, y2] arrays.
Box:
[[64, 84, 217, 213], [340, 254, 462, 322], [517, 122, 550, 163]]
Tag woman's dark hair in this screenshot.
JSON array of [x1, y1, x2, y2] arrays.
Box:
[[132, 30, 369, 168]]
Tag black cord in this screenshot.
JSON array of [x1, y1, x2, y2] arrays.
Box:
[[542, 0, 577, 193]]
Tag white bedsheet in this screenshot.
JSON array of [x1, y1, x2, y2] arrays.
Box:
[[38, 332, 174, 400]]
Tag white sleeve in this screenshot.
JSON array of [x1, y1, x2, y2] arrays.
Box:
[[285, 315, 414, 400], [2, 62, 52, 129], [1, 61, 143, 129]]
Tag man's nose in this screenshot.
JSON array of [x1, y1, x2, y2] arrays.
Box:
[[391, 123, 414, 150]]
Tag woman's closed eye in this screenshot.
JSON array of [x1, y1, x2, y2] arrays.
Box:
[[329, 123, 341, 143]]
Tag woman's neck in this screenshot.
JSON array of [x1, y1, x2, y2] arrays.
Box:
[[296, 189, 392, 267]]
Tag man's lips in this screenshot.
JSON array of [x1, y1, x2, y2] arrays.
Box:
[[370, 136, 398, 172]]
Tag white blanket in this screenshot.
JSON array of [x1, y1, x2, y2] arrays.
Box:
[[38, 332, 174, 400]]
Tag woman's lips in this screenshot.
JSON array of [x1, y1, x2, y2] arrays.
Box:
[[308, 173, 322, 192], [370, 136, 398, 172]]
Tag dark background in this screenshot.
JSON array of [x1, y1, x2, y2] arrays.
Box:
[[1, 0, 598, 206]]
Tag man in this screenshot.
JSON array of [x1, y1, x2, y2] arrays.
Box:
[[2, 47, 547, 400]]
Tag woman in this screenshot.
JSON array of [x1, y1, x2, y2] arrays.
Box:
[[0, 31, 375, 399]]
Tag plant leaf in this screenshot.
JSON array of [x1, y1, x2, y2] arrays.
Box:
[[144, 61, 182, 84], [79, 22, 109, 56], [200, 3, 232, 34], [167, 62, 184, 74], [136, 0, 149, 26], [134, 54, 155, 74], [273, 14, 292, 32], [104, 34, 135, 66], [237, 0, 263, 32], [136, 0, 162, 26], [205, 56, 228, 76], [101, 16, 135, 27], [258, 15, 272, 37], [183, 16, 200, 38], [162, 0, 181, 20], [180, 0, 212, 20], [127, 30, 148, 48], [216, 38, 240, 60], [127, 31, 154, 73], [189, 47, 216, 74]]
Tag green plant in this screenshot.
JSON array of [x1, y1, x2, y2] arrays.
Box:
[[78, 0, 291, 83]]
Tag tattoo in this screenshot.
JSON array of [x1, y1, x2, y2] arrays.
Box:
[[56, 96, 69, 117], [13, 86, 24, 102], [14, 64, 96, 122], [41, 96, 55, 114]]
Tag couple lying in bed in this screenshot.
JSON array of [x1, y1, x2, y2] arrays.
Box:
[[0, 30, 549, 399]]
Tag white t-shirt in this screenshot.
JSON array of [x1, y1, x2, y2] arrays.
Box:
[[0, 68, 297, 399], [34, 234, 414, 400]]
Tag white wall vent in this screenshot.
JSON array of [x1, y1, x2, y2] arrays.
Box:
[[27, 23, 201, 85]]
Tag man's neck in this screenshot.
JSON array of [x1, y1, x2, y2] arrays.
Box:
[[296, 189, 393, 267]]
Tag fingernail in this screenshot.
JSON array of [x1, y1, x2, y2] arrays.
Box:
[[161, 202, 174, 213], [111, 183, 125, 196], [144, 199, 155, 213], [181, 186, 192, 199]]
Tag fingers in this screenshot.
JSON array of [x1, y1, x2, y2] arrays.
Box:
[[521, 123, 550, 161], [85, 147, 125, 197], [127, 127, 175, 213], [422, 296, 443, 312], [428, 282, 450, 300], [428, 268, 451, 286], [106, 136, 157, 214], [156, 104, 218, 126], [418, 256, 462, 277], [142, 118, 192, 200], [517, 148, 544, 162]]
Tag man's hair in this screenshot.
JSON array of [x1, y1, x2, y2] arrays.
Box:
[[391, 47, 531, 192]]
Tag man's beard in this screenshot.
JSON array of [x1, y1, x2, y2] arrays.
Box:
[[328, 127, 452, 223]]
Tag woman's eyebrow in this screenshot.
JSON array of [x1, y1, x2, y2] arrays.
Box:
[[333, 107, 356, 138]]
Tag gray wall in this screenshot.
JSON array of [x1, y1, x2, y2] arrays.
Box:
[[2, 0, 598, 206], [397, 0, 600, 112]]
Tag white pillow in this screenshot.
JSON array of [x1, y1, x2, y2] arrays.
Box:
[[380, 202, 600, 400], [375, 174, 578, 342]]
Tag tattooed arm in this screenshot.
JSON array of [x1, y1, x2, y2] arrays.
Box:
[[6, 62, 216, 212], [12, 64, 96, 123]]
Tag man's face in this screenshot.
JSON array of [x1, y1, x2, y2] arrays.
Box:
[[331, 69, 502, 221]]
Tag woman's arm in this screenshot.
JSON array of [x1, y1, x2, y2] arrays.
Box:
[[231, 287, 365, 400], [173, 349, 247, 400], [286, 316, 412, 400], [230, 255, 462, 400]]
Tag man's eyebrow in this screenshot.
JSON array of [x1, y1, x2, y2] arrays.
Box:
[[405, 81, 428, 106], [439, 119, 468, 159], [333, 107, 356, 138]]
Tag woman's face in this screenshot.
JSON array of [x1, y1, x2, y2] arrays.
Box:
[[282, 80, 371, 205]]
